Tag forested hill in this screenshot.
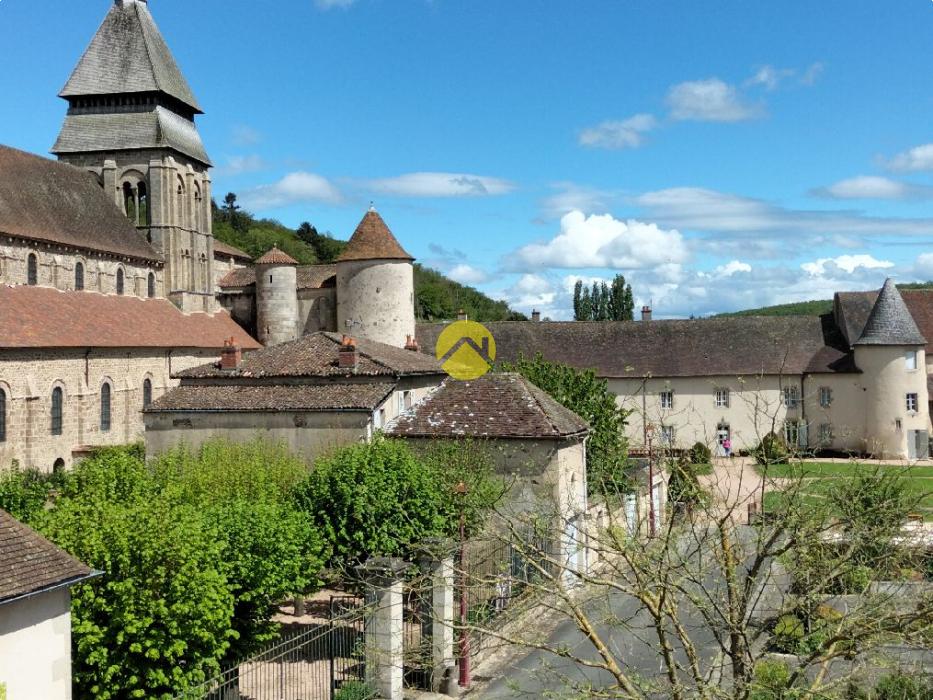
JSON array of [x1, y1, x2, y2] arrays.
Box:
[[211, 196, 525, 322], [719, 282, 933, 318]]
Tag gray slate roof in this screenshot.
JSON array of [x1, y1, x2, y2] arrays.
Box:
[[60, 0, 202, 113], [53, 107, 211, 166], [147, 382, 395, 413], [854, 279, 926, 346]]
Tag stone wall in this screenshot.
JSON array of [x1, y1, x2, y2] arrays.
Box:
[[0, 348, 217, 472], [336, 259, 415, 348]]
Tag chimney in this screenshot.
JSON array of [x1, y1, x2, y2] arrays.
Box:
[[531, 309, 541, 322], [641, 306, 652, 322], [220, 337, 242, 370], [404, 335, 420, 352], [338, 335, 359, 370], [457, 309, 468, 322]]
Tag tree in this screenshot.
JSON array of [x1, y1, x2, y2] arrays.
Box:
[[573, 280, 585, 320], [221, 192, 240, 216], [608, 274, 635, 321], [578, 285, 593, 321]]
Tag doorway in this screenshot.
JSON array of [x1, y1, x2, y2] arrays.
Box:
[[716, 424, 731, 457]]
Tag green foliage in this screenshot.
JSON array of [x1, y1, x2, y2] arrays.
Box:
[[296, 221, 347, 263], [333, 681, 376, 700], [749, 660, 800, 700], [753, 432, 790, 466], [294, 438, 500, 568], [667, 456, 707, 508], [213, 215, 320, 265], [0, 464, 60, 522], [414, 264, 525, 322], [770, 614, 806, 654], [689, 441, 712, 465], [719, 299, 834, 318], [573, 275, 634, 321], [499, 355, 630, 498], [873, 671, 933, 700]]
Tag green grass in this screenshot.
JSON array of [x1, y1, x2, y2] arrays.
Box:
[[758, 462, 933, 479]]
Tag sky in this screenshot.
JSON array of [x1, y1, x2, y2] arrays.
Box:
[[3, 0, 933, 319]]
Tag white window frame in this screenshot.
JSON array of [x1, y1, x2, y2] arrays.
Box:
[[715, 388, 729, 408], [373, 406, 384, 430], [819, 386, 832, 408], [906, 392, 919, 413], [659, 391, 674, 410], [661, 425, 674, 445], [905, 350, 919, 371], [783, 420, 800, 447], [783, 386, 800, 408]]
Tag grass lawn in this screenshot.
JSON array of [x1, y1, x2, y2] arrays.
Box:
[[759, 461, 933, 520]]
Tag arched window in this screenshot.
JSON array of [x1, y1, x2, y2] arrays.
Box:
[[143, 378, 152, 408], [0, 388, 6, 443], [147, 272, 156, 298], [100, 383, 111, 432], [51, 387, 63, 436], [53, 458, 65, 473], [116, 268, 125, 295], [27, 253, 38, 285], [137, 181, 149, 226], [75, 261, 85, 291]]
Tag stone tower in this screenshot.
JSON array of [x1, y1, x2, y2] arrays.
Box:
[[336, 209, 416, 348], [255, 247, 300, 347], [52, 0, 216, 313], [853, 278, 929, 458]]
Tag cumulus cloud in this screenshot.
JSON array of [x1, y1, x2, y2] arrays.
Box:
[[885, 143, 933, 173], [915, 252, 933, 278], [447, 264, 490, 285], [363, 172, 515, 198], [801, 254, 894, 276], [510, 210, 688, 271], [813, 176, 933, 201], [498, 274, 559, 317], [239, 172, 342, 209], [214, 155, 269, 177], [711, 260, 753, 277], [666, 78, 761, 122], [578, 114, 658, 150], [745, 65, 794, 91]]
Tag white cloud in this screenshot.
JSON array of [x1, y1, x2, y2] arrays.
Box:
[[711, 260, 752, 277], [666, 78, 761, 122], [814, 176, 931, 201], [363, 172, 515, 198], [800, 62, 825, 86], [214, 155, 268, 177], [498, 274, 560, 317], [885, 143, 933, 173], [231, 125, 262, 146], [315, 0, 356, 8], [801, 254, 894, 276], [915, 253, 933, 278], [578, 114, 658, 150], [538, 182, 617, 220], [510, 210, 688, 271], [447, 264, 489, 285], [745, 65, 794, 91], [239, 172, 342, 209]]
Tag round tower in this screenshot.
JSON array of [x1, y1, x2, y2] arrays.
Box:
[[336, 208, 415, 348], [853, 279, 929, 459], [255, 246, 299, 346]]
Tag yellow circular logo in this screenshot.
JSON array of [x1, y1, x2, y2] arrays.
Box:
[[435, 320, 496, 380]]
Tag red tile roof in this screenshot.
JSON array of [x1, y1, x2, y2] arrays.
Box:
[[0, 285, 260, 350], [213, 240, 252, 261], [255, 246, 299, 265], [219, 264, 336, 290], [336, 210, 414, 262], [0, 509, 95, 605]]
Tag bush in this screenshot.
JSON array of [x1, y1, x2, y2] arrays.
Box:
[[749, 660, 800, 700], [667, 456, 707, 509], [753, 433, 789, 466], [689, 441, 712, 465], [874, 671, 933, 700], [771, 614, 805, 654], [333, 681, 376, 700], [0, 465, 59, 522]]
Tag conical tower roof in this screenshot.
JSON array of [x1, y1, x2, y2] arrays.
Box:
[[336, 209, 414, 263], [60, 0, 202, 114], [854, 279, 926, 346], [255, 246, 299, 266]]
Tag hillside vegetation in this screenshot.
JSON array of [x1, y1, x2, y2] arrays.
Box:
[[211, 194, 524, 322], [720, 282, 933, 318]]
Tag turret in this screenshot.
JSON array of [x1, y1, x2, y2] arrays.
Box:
[[255, 247, 299, 346], [853, 279, 929, 458], [336, 208, 416, 348]]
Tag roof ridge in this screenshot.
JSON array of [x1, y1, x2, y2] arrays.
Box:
[[513, 373, 563, 436]]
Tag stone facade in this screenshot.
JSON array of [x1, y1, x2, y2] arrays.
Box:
[[336, 259, 416, 348], [256, 262, 300, 346]]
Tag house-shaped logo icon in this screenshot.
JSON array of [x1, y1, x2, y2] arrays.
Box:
[[435, 320, 496, 380]]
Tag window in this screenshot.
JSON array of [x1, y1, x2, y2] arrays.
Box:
[[27, 253, 37, 285], [116, 268, 124, 295], [147, 272, 156, 298], [819, 423, 833, 445], [906, 350, 919, 371], [51, 387, 63, 436], [661, 425, 675, 445], [819, 386, 832, 408], [75, 262, 84, 291], [403, 391, 413, 410], [100, 383, 111, 432], [0, 388, 6, 443], [142, 379, 152, 409], [715, 388, 729, 408], [659, 391, 674, 410], [373, 407, 386, 430], [896, 419, 903, 431], [906, 392, 919, 413], [783, 386, 800, 408], [53, 458, 65, 473], [783, 420, 799, 447]]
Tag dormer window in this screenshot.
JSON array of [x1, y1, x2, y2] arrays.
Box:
[[905, 350, 919, 371]]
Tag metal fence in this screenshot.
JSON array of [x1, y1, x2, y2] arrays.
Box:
[[174, 602, 367, 700]]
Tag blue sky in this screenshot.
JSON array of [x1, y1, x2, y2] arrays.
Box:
[[4, 0, 933, 318]]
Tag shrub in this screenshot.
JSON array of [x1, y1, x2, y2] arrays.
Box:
[[0, 465, 58, 522], [667, 456, 707, 509], [334, 681, 376, 700], [771, 614, 805, 654], [689, 441, 712, 465], [753, 433, 789, 466], [749, 660, 799, 700], [874, 671, 933, 700]]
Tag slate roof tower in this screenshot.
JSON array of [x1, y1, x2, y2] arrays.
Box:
[[52, 0, 217, 313]]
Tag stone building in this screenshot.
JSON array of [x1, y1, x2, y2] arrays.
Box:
[[0, 508, 97, 699], [419, 280, 933, 460]]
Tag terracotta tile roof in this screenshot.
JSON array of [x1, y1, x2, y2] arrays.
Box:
[[178, 331, 442, 379], [336, 210, 414, 262], [147, 382, 394, 413], [218, 264, 336, 290], [255, 246, 299, 265], [417, 315, 853, 379], [59, 0, 202, 113], [0, 146, 162, 263], [0, 285, 260, 350], [213, 240, 252, 261], [386, 373, 589, 439], [0, 509, 94, 605]]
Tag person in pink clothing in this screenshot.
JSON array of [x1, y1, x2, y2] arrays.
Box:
[[723, 437, 732, 458]]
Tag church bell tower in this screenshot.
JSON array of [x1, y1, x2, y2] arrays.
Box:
[[52, 0, 217, 313]]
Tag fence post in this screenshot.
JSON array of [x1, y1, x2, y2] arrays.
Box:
[[419, 539, 456, 692], [356, 557, 408, 700]]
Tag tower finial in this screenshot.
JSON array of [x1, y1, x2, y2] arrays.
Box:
[[369, 201, 375, 212]]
